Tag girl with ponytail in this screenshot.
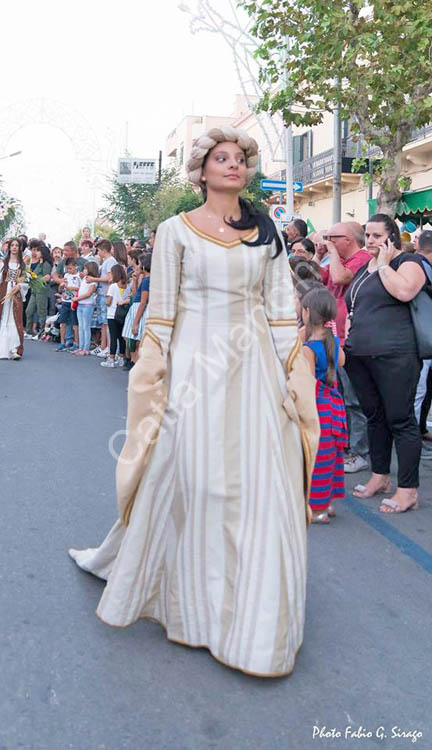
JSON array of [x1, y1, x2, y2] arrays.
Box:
[[302, 287, 348, 523]]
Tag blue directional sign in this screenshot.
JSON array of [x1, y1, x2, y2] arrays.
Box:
[[260, 178, 303, 193]]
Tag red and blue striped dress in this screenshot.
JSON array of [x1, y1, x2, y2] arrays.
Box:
[[304, 338, 348, 511]]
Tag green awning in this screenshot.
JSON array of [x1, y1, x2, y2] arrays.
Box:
[[368, 187, 432, 218]]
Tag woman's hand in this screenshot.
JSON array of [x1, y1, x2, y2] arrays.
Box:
[[131, 324, 138, 336], [377, 240, 396, 267]]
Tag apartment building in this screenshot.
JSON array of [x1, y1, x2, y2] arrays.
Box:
[[166, 98, 432, 229]]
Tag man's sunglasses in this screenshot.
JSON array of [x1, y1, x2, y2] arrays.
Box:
[[323, 234, 348, 240]]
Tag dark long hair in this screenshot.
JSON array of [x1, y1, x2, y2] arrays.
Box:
[[3, 237, 26, 280], [302, 287, 338, 387], [85, 261, 99, 278], [368, 213, 402, 250], [110, 263, 127, 286], [112, 241, 128, 266], [200, 184, 283, 259], [39, 244, 53, 267]]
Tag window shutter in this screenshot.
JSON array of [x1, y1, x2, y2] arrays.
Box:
[[293, 135, 303, 165], [306, 130, 313, 159]]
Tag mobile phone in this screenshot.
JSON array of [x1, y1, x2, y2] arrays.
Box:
[[387, 232, 397, 246]]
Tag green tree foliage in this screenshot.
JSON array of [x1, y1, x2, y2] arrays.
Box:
[[0, 182, 23, 238], [101, 168, 202, 236], [239, 0, 432, 216], [243, 171, 270, 212]]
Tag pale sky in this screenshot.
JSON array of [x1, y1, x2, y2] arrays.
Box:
[[0, 0, 249, 243]]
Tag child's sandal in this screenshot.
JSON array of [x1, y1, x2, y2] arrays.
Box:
[[311, 510, 330, 524]]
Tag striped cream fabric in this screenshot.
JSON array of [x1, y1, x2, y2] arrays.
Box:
[[69, 213, 318, 677]]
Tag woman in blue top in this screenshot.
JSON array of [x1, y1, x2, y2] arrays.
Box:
[[302, 287, 348, 523], [122, 251, 152, 368]]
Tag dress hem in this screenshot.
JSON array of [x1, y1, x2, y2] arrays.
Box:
[[95, 610, 301, 679]]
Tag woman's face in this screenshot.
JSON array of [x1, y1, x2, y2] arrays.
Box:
[[52, 248, 62, 263], [201, 141, 248, 193], [291, 241, 312, 261], [10, 240, 20, 254], [365, 221, 389, 257]]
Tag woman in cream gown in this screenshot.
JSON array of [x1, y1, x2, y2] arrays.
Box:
[[70, 127, 319, 677], [0, 238, 28, 360]]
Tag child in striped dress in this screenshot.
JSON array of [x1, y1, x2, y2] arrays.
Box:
[[302, 287, 348, 524]]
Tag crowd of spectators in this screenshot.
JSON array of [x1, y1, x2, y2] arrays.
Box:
[[285, 216, 432, 519], [6, 229, 155, 372]]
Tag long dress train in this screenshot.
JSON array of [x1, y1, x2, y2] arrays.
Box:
[[0, 261, 27, 359], [69, 213, 319, 676]]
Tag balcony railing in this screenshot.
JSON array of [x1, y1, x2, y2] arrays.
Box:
[[291, 124, 432, 187], [292, 148, 367, 185]]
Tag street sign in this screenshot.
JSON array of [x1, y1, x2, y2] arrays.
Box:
[[260, 179, 303, 193], [117, 157, 157, 185], [270, 205, 291, 223]]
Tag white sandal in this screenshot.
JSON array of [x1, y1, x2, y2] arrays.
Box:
[[379, 497, 419, 514]]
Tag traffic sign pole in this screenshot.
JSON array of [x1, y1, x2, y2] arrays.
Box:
[[283, 35, 294, 221]]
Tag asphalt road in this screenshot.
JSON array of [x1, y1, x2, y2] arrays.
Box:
[[0, 341, 431, 750]]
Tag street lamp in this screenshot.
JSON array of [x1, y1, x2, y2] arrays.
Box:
[[0, 150, 22, 161]]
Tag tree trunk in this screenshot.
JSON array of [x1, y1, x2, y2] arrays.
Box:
[[375, 148, 404, 218]]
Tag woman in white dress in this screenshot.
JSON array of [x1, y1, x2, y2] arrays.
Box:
[[0, 238, 28, 360], [70, 126, 319, 677]]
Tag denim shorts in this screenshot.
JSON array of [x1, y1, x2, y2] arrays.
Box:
[[57, 302, 78, 326], [98, 293, 108, 325]]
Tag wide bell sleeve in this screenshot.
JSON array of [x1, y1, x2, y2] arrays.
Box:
[[19, 282, 29, 300], [116, 219, 183, 525], [263, 243, 320, 518]]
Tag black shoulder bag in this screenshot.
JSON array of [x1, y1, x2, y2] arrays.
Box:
[[409, 258, 432, 359]]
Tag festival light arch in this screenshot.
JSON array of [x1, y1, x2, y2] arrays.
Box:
[[0, 97, 104, 181]]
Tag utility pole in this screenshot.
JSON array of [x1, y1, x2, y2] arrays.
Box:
[[283, 36, 294, 220], [158, 150, 162, 185], [332, 100, 342, 223]]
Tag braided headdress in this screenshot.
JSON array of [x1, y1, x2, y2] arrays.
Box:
[[186, 126, 259, 186]]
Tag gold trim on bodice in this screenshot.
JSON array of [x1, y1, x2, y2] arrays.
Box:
[[179, 212, 258, 249]]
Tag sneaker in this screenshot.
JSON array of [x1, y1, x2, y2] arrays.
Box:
[[97, 347, 110, 357], [55, 343, 66, 351], [67, 344, 79, 352], [115, 357, 125, 367], [23, 332, 33, 339], [122, 359, 133, 371], [31, 333, 40, 340], [344, 454, 369, 473], [101, 358, 115, 368], [90, 346, 101, 356]]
